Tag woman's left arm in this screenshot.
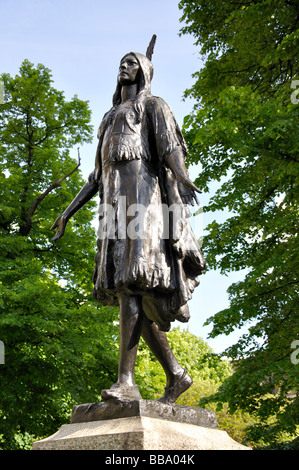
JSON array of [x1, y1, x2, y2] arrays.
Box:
[[165, 149, 201, 206], [149, 97, 201, 206]]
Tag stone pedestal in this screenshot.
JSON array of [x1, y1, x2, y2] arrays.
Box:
[[71, 399, 218, 428], [32, 400, 250, 451]]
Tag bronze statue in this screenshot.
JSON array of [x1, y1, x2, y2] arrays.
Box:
[[51, 36, 205, 404]]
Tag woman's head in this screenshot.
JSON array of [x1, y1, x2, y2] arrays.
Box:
[[118, 54, 140, 86], [113, 52, 153, 106]]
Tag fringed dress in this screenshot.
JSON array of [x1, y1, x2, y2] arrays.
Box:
[[92, 93, 205, 332]]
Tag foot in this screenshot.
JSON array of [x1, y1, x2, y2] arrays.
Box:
[[157, 369, 192, 404], [101, 382, 142, 402]]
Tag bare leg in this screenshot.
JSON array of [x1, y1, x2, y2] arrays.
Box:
[[101, 294, 143, 401], [141, 314, 192, 403], [141, 314, 182, 383], [118, 294, 142, 385], [101, 293, 192, 403]]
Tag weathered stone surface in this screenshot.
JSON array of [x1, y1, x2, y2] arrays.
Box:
[[33, 416, 250, 450], [71, 399, 217, 429], [32, 416, 250, 451], [32, 400, 251, 450]]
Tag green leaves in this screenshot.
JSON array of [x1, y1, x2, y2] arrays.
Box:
[[180, 0, 299, 447], [1, 60, 92, 151], [0, 60, 119, 449]]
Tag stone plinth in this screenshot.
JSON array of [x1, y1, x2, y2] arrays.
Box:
[[32, 399, 250, 451], [32, 416, 249, 450]]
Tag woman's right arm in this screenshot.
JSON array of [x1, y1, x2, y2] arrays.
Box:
[[50, 170, 99, 242]]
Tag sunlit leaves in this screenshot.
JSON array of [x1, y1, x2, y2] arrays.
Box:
[[179, 0, 299, 447], [0, 60, 119, 449]]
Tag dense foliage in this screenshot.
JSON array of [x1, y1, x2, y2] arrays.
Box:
[[179, 0, 299, 447], [0, 60, 119, 449]]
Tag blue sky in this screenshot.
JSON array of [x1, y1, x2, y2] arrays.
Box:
[[1, 0, 249, 353]]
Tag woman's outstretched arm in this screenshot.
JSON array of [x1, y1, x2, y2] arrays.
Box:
[[50, 170, 99, 242], [165, 149, 201, 206]]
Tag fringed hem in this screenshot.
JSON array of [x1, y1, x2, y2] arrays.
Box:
[[114, 259, 172, 291], [105, 145, 151, 165]]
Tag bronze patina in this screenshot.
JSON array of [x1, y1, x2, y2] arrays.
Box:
[[51, 36, 205, 404]]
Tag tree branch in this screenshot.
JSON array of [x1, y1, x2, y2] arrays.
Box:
[[20, 149, 81, 236]]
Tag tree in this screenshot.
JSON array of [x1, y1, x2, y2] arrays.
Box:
[[179, 0, 299, 447], [0, 60, 119, 449]]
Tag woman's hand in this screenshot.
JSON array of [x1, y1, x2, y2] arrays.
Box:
[[50, 215, 67, 242], [177, 177, 202, 206], [164, 151, 202, 206]]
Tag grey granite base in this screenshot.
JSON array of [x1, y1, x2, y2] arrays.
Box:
[[32, 399, 251, 450], [32, 416, 250, 450]]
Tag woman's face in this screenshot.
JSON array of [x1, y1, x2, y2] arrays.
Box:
[[118, 54, 140, 85]]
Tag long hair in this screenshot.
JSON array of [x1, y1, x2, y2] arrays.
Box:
[[112, 52, 153, 123]]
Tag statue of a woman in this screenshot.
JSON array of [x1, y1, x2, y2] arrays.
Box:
[[51, 39, 205, 404]]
